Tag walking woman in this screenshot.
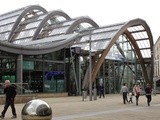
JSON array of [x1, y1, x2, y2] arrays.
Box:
[[133, 83, 141, 106]]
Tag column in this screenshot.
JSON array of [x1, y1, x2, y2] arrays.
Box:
[[17, 54, 23, 94]]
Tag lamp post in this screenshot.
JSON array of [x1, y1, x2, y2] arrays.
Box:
[[89, 31, 92, 101]]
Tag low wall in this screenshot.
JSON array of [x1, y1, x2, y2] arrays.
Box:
[[0, 92, 68, 105]]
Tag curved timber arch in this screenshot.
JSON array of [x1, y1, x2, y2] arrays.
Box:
[[66, 17, 99, 33], [32, 10, 71, 40], [124, 30, 150, 84], [91, 18, 153, 87], [8, 5, 47, 42]]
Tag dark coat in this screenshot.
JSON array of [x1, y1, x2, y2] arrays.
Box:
[[145, 86, 152, 95], [4, 84, 17, 101]]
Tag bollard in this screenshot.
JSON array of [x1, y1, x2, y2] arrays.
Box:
[[82, 90, 87, 101], [21, 99, 52, 120], [93, 88, 97, 100]]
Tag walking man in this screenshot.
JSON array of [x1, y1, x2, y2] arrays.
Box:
[[0, 80, 17, 119], [145, 83, 152, 106], [120, 83, 128, 104], [99, 84, 105, 98]]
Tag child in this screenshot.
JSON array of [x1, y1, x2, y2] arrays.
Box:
[[128, 90, 133, 103]]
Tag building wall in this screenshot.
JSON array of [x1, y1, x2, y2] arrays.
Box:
[[154, 37, 160, 89]]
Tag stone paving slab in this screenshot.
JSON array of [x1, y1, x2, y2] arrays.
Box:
[[0, 94, 160, 120]]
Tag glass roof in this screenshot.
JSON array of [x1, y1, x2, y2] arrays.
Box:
[[0, 6, 30, 41], [11, 10, 46, 42], [12, 13, 73, 43], [19, 33, 79, 47], [0, 5, 153, 60], [72, 23, 125, 52], [0, 5, 47, 42], [0, 6, 26, 21], [42, 19, 76, 36], [72, 23, 152, 58], [127, 25, 151, 58]]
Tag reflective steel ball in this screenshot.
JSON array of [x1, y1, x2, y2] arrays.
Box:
[[21, 99, 52, 120]]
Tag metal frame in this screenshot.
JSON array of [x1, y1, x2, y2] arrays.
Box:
[[0, 6, 154, 89], [91, 19, 153, 88]]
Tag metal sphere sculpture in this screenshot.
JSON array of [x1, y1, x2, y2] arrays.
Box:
[[21, 99, 52, 120]]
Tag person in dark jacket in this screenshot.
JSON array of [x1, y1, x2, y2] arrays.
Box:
[[0, 80, 17, 119], [145, 83, 152, 106], [99, 84, 105, 98]]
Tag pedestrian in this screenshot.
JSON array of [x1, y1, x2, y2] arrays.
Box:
[[120, 83, 128, 104], [145, 83, 152, 106], [99, 84, 105, 98], [0, 80, 17, 119], [133, 83, 141, 106], [128, 89, 133, 103]]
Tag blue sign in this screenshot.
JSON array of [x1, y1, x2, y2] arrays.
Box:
[[45, 71, 64, 80]]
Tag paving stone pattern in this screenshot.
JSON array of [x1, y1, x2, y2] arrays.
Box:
[[0, 94, 160, 120]]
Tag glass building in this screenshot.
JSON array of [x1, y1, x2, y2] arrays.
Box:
[[0, 5, 154, 95]]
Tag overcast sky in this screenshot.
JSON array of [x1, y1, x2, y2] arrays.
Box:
[[0, 0, 159, 43]]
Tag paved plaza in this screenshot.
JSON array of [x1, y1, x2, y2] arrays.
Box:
[[0, 94, 160, 120]]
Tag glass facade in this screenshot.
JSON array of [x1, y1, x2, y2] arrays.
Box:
[[0, 49, 66, 94], [0, 5, 153, 96], [22, 50, 66, 93], [0, 52, 16, 83]]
